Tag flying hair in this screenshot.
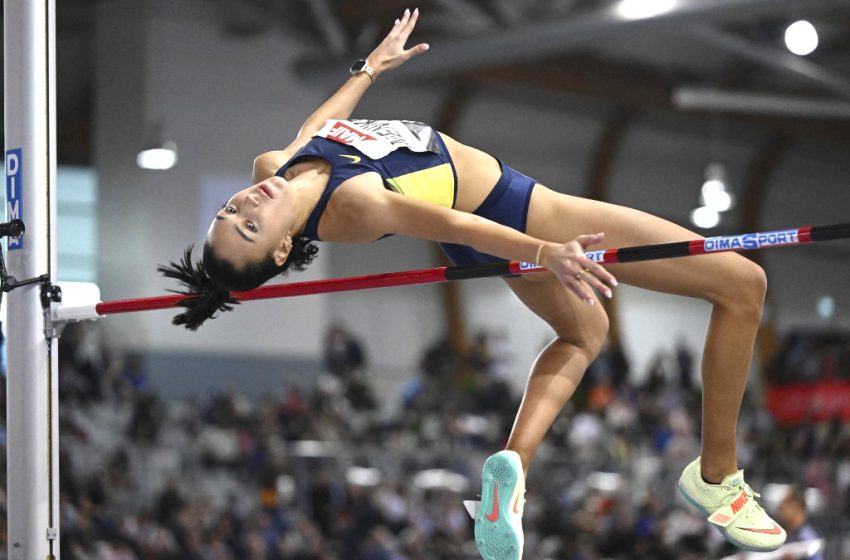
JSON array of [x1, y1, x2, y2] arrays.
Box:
[[159, 236, 319, 330], [157, 244, 239, 331]]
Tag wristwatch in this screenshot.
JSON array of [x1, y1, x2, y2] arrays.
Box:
[[350, 59, 376, 83]]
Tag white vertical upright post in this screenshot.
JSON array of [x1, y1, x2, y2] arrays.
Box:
[[4, 0, 59, 559]]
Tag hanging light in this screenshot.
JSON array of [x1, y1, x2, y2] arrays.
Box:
[[137, 142, 178, 170], [785, 20, 819, 56], [690, 206, 720, 229], [816, 296, 835, 319], [137, 123, 178, 170], [616, 0, 675, 20], [691, 163, 732, 229], [700, 163, 735, 212]]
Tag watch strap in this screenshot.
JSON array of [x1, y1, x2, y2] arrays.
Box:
[[351, 59, 376, 83]]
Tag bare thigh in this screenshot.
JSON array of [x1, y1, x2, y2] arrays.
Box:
[[523, 185, 762, 303], [503, 272, 609, 348]]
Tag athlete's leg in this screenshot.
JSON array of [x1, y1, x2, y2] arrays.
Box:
[[522, 186, 767, 482], [502, 274, 609, 476]]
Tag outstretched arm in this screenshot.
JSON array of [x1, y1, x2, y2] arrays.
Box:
[[296, 8, 428, 138], [337, 183, 618, 305], [253, 8, 429, 181]]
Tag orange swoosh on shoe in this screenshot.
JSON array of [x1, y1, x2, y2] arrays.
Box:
[[485, 484, 500, 522], [741, 524, 783, 535], [513, 494, 521, 515]]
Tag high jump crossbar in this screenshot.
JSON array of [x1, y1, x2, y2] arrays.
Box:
[[53, 222, 850, 322]]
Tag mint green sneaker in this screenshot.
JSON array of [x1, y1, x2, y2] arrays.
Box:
[[678, 457, 786, 552], [475, 450, 525, 560]]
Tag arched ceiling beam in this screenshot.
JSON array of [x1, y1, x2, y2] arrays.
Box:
[[741, 135, 792, 264], [432, 86, 475, 353], [434, 85, 475, 135], [585, 109, 635, 350], [739, 135, 790, 371], [586, 109, 635, 202]]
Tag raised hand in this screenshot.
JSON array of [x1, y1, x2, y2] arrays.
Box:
[[367, 8, 429, 76], [541, 233, 618, 305]]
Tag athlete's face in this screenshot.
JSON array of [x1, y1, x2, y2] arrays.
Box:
[[206, 177, 295, 270]]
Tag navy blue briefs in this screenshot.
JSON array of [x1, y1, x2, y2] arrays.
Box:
[[439, 162, 536, 266]]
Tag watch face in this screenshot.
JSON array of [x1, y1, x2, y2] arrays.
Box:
[[351, 59, 366, 73]]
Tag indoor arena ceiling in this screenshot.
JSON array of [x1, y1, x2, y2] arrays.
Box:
[[3, 0, 850, 165]]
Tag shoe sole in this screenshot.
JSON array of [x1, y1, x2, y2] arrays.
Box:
[[475, 452, 524, 560], [677, 482, 782, 553]]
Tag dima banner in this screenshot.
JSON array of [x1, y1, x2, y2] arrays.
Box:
[[5, 149, 23, 250]]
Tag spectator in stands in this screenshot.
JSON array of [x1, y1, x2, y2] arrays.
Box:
[[778, 486, 823, 560], [675, 336, 695, 391], [467, 331, 493, 374], [419, 335, 459, 381], [323, 325, 366, 379], [13, 322, 846, 559]]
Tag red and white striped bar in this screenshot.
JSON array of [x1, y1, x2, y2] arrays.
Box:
[[52, 222, 850, 322]]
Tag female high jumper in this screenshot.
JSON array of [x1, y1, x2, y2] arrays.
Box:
[[161, 10, 785, 559]]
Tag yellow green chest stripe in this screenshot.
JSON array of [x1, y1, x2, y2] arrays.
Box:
[[385, 163, 455, 209]]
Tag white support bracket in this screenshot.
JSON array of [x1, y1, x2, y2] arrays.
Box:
[[49, 281, 103, 337]]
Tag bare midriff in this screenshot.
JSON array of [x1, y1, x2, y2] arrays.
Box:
[[438, 132, 504, 214]]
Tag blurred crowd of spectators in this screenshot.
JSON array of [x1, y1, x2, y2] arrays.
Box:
[[768, 331, 850, 383], [0, 324, 847, 559]]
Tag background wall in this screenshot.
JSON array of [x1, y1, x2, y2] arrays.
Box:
[[88, 0, 850, 396], [95, 0, 332, 361]]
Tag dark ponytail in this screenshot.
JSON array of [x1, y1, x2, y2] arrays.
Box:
[[158, 236, 319, 330], [157, 245, 239, 331]]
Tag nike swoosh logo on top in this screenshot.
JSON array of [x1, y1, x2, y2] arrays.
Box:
[[485, 483, 500, 522], [513, 495, 521, 515], [741, 524, 783, 535], [339, 154, 361, 164]]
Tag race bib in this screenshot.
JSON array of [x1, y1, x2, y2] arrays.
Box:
[[315, 119, 441, 160]]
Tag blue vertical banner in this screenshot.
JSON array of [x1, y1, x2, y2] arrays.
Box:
[[5, 148, 23, 250]]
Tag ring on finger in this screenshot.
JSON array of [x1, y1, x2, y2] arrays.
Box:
[[574, 268, 590, 281]]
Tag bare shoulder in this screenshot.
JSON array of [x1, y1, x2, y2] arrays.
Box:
[[252, 150, 292, 182], [317, 172, 389, 242], [328, 172, 475, 244], [328, 172, 389, 215]]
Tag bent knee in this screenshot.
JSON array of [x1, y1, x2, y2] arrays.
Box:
[[713, 257, 767, 316], [733, 259, 767, 307], [552, 305, 610, 361]]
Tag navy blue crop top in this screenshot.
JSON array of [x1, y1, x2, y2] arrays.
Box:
[[275, 128, 457, 241]]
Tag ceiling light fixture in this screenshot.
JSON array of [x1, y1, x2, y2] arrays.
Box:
[[700, 163, 735, 212], [137, 142, 178, 171], [616, 0, 675, 20], [137, 123, 178, 171], [690, 206, 720, 229], [785, 20, 819, 56]]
